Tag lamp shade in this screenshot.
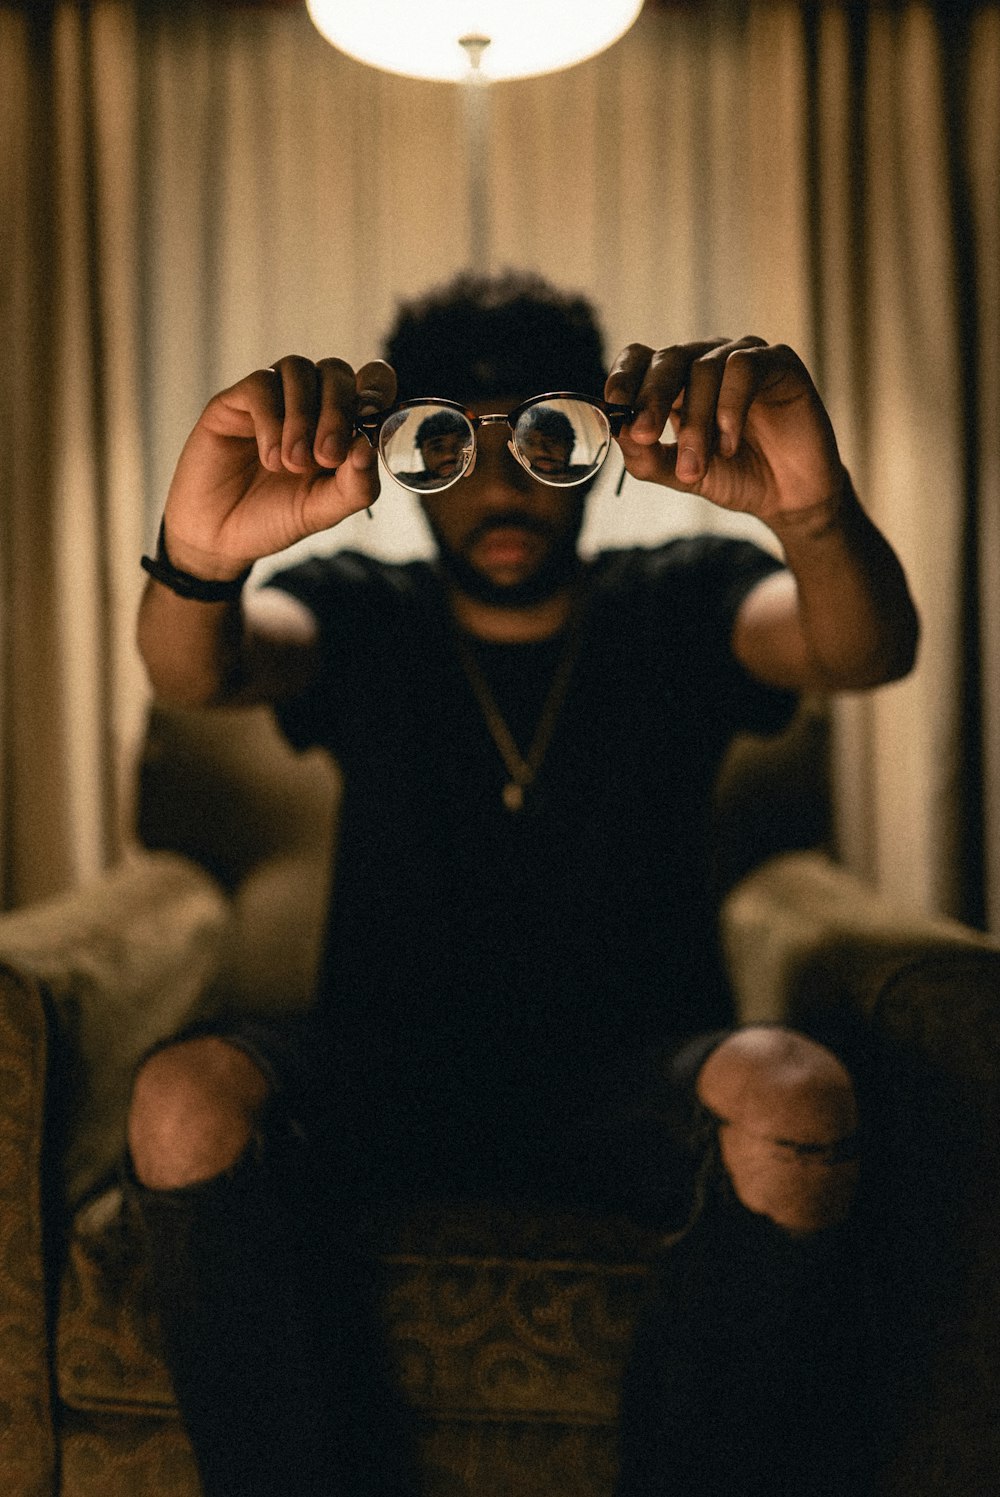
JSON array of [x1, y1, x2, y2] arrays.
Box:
[[305, 1, 644, 83]]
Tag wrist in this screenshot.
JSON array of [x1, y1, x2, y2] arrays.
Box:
[[767, 469, 859, 547], [141, 520, 252, 603]]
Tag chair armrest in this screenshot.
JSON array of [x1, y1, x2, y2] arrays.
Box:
[[722, 852, 1000, 1490], [720, 848, 996, 1026], [0, 849, 229, 1210], [0, 850, 224, 1491]]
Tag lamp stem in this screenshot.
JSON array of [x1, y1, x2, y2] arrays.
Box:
[[460, 35, 492, 269]]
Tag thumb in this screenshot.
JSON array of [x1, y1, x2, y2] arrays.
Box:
[[301, 436, 383, 533], [617, 428, 687, 489]]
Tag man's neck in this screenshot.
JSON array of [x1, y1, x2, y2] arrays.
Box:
[[448, 586, 577, 642]]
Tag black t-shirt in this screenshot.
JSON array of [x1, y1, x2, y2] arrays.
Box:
[[266, 540, 794, 1085]]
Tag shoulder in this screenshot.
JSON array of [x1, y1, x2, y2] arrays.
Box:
[[263, 551, 440, 624], [589, 536, 787, 608]]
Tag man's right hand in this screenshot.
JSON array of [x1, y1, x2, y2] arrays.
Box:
[[161, 356, 398, 580]]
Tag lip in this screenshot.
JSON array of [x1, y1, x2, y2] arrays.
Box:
[[471, 526, 542, 570]]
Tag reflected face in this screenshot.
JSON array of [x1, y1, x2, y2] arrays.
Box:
[[519, 427, 574, 476], [418, 397, 589, 608], [419, 428, 468, 480]]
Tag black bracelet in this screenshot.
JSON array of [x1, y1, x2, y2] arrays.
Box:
[[141, 521, 252, 602]]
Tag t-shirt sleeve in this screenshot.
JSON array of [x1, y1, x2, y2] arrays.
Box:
[[640, 536, 799, 738], [261, 551, 403, 754]]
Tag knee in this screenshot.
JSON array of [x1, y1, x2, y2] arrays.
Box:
[[695, 1026, 860, 1236], [127, 1036, 271, 1191]]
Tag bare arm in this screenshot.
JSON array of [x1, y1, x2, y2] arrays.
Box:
[[732, 476, 918, 692], [606, 339, 919, 692], [137, 354, 396, 707], [136, 579, 321, 708]]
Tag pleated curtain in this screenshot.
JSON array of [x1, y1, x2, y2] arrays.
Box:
[[1, 0, 997, 932]]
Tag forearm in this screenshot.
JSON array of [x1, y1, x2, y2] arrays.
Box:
[[137, 579, 250, 707], [767, 473, 919, 691]]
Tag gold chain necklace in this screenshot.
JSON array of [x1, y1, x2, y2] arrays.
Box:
[[452, 603, 587, 813]]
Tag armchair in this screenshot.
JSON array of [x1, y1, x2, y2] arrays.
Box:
[[1, 700, 998, 1495]]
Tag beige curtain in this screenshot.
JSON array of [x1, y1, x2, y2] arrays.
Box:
[[808, 3, 1000, 927], [2, 0, 997, 932], [2, 1, 147, 905]]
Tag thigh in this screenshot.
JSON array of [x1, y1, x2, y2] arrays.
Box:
[[435, 1031, 732, 1226]]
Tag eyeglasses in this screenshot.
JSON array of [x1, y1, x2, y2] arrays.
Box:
[[356, 393, 633, 494]]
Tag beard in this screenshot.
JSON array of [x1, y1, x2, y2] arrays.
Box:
[[425, 500, 587, 609]]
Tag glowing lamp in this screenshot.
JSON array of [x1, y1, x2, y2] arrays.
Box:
[[305, 1, 644, 83]]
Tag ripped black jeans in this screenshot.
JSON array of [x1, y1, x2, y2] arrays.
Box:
[[127, 1019, 926, 1497]]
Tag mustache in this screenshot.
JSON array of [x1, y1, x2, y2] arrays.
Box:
[[465, 511, 556, 547]]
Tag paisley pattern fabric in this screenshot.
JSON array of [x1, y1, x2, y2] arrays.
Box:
[[0, 966, 57, 1497], [58, 1192, 662, 1495]]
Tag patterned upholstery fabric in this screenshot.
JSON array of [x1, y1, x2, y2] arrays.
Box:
[[57, 1189, 664, 1496], [0, 965, 57, 1497]]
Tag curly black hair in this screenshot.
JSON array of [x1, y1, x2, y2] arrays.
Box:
[[383, 269, 608, 403]]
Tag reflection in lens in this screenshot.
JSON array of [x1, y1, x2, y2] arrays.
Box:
[[513, 398, 611, 485], [379, 404, 474, 491]]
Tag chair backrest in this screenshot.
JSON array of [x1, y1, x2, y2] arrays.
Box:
[[137, 703, 343, 1016], [137, 702, 342, 890], [135, 696, 830, 1016]]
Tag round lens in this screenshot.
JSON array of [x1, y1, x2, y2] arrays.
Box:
[[512, 398, 611, 486], [378, 404, 475, 492]]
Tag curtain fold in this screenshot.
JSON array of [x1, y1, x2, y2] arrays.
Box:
[[3, 2, 146, 905], [2, 0, 996, 930]]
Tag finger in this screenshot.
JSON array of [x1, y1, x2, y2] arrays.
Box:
[[350, 359, 398, 461], [714, 342, 799, 455], [604, 343, 655, 409], [673, 346, 728, 481], [300, 435, 382, 533], [675, 337, 768, 480], [314, 359, 397, 469], [611, 341, 727, 446], [313, 357, 360, 469], [615, 423, 684, 489], [355, 359, 397, 415], [207, 367, 287, 471], [270, 355, 323, 474]]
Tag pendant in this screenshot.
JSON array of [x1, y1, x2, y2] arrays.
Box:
[[502, 781, 525, 813]]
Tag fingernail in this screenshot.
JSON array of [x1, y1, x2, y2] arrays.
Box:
[[291, 439, 310, 466], [677, 447, 700, 480], [266, 444, 281, 469], [321, 436, 342, 463]]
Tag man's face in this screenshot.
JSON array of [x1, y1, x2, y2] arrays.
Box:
[[418, 397, 588, 608]]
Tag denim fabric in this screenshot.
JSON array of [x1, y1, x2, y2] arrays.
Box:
[[133, 1129, 420, 1497], [130, 1020, 917, 1497]]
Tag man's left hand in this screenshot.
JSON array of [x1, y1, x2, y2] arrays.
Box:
[[605, 338, 846, 529]]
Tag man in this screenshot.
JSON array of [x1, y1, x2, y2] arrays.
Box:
[[131, 272, 918, 1495]]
